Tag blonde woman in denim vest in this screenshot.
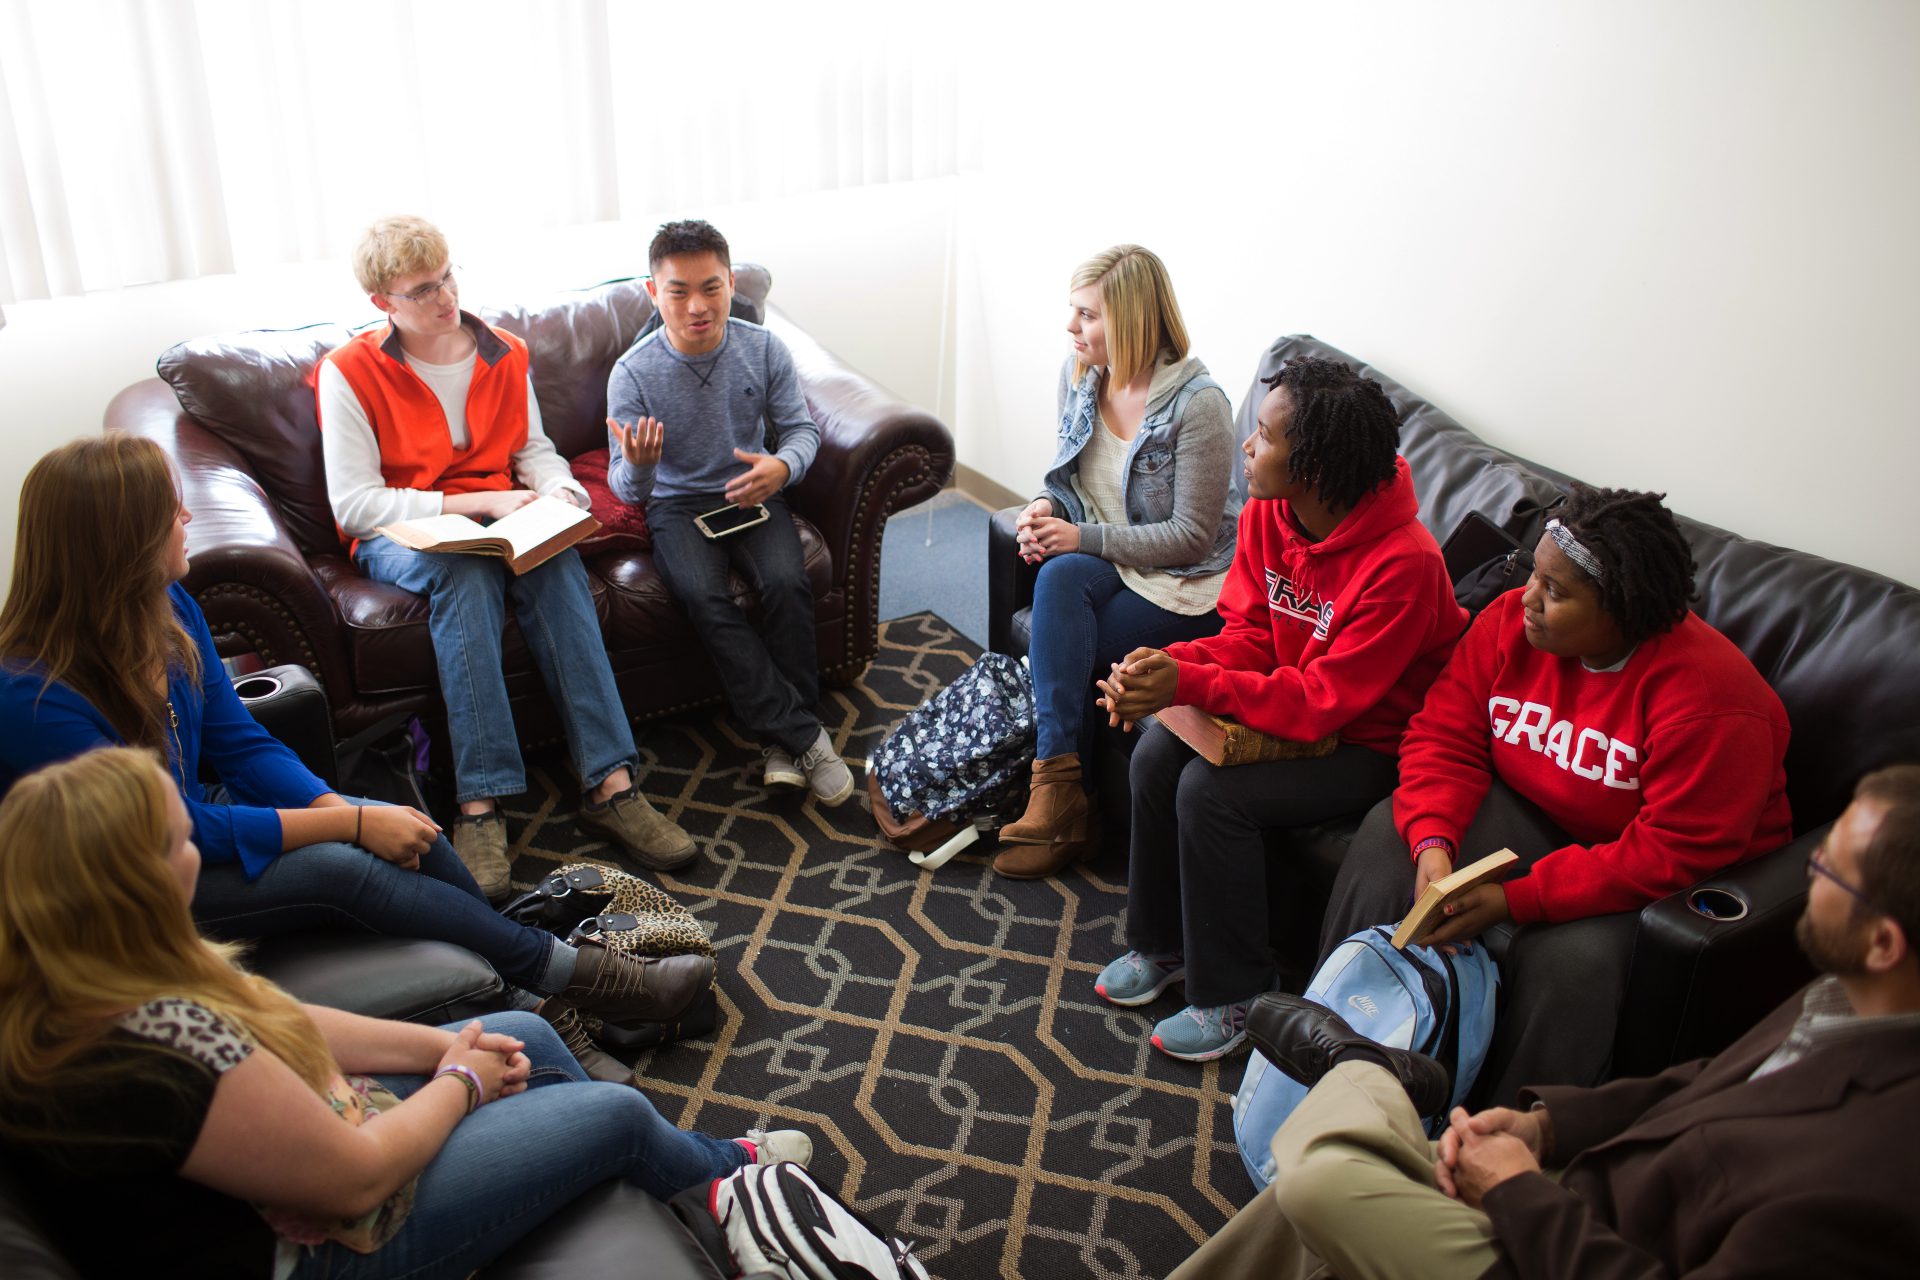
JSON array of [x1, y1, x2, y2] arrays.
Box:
[[997, 246, 1238, 879]]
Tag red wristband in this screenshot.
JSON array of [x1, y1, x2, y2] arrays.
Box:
[[1412, 835, 1456, 860]]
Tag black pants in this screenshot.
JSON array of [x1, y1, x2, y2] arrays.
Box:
[[647, 494, 821, 755], [1319, 782, 1641, 1107], [1126, 723, 1399, 1007]]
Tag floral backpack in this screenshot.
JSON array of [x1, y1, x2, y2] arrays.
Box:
[[867, 653, 1035, 856]]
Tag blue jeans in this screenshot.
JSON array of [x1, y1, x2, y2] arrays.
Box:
[[191, 797, 563, 994], [646, 494, 821, 755], [354, 539, 638, 804], [293, 1011, 749, 1280], [1027, 554, 1222, 761]]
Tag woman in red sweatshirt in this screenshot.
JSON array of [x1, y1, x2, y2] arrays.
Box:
[[1319, 486, 1792, 1104], [1096, 358, 1467, 1061]]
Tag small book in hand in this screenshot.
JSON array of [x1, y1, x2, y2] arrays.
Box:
[[1391, 848, 1521, 950], [375, 494, 601, 575], [1147, 703, 1338, 767]]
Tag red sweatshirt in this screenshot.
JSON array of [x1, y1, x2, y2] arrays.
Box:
[[1164, 457, 1467, 754], [1394, 590, 1793, 924]]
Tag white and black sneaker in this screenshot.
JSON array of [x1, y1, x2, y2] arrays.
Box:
[[706, 1162, 929, 1279]]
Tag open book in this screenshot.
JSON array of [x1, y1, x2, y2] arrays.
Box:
[[1147, 703, 1338, 767], [375, 495, 601, 575], [1391, 848, 1521, 950]]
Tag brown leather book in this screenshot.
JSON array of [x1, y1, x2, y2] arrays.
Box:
[[1148, 704, 1339, 767], [376, 495, 601, 576], [1390, 849, 1521, 949]]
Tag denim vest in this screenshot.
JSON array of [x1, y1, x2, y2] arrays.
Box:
[[1041, 366, 1239, 577]]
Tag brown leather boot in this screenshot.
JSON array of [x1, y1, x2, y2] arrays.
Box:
[[998, 754, 1090, 845], [992, 809, 1101, 879]]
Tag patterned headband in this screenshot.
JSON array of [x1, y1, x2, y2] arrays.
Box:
[[1545, 519, 1604, 582]]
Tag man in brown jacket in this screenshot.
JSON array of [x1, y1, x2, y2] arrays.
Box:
[[1172, 765, 1920, 1280]]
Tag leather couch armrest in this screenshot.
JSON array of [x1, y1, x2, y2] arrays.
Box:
[[483, 1181, 725, 1280], [248, 935, 507, 1025], [106, 379, 352, 703], [1613, 827, 1821, 1077], [988, 505, 1039, 656], [766, 307, 954, 670]]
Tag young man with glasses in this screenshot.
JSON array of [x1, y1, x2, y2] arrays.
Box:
[[603, 219, 853, 806], [1170, 764, 1920, 1280], [318, 215, 696, 900]]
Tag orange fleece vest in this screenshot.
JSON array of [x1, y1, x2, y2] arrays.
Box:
[[321, 318, 530, 495]]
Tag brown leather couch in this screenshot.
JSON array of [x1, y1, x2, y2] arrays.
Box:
[[105, 265, 954, 749], [991, 333, 1920, 1080]]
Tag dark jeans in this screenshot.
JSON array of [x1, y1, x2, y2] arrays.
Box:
[[1319, 781, 1641, 1107], [1127, 723, 1400, 1007], [192, 797, 562, 995], [1027, 553, 1221, 762], [292, 1011, 748, 1280], [648, 493, 820, 755]]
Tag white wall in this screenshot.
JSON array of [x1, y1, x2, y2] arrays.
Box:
[[952, 0, 1920, 585], [3, 0, 1915, 587], [0, 179, 956, 580]]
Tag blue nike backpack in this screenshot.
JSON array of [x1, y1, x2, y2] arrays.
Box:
[[1231, 927, 1499, 1191]]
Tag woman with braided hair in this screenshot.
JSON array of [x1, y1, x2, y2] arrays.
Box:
[[1093, 358, 1468, 1061], [1319, 485, 1793, 1104]]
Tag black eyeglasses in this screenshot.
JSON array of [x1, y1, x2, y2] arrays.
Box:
[[1807, 842, 1878, 911], [385, 266, 458, 307]]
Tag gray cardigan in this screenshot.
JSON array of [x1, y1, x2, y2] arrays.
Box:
[[1040, 354, 1238, 575]]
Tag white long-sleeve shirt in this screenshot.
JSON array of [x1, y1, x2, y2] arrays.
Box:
[[317, 352, 588, 538]]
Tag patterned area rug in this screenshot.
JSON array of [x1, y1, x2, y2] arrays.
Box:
[[499, 613, 1245, 1280]]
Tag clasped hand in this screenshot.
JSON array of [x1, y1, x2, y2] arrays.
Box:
[[1094, 647, 1180, 730], [436, 1021, 532, 1107], [1434, 1105, 1547, 1208], [1013, 498, 1080, 563]]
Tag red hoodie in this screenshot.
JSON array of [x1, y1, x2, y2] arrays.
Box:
[[1394, 590, 1793, 924], [1163, 457, 1466, 753]]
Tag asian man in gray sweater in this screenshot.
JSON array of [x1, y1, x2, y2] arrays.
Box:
[[605, 220, 852, 805]]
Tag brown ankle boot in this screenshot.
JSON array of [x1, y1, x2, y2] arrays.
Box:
[[993, 807, 1101, 880], [999, 754, 1090, 846]]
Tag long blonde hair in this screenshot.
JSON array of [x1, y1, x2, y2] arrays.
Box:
[[0, 749, 335, 1127], [1070, 244, 1190, 388], [0, 436, 201, 751]]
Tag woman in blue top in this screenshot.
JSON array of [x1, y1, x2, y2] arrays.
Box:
[[0, 437, 707, 1078], [996, 245, 1238, 879]]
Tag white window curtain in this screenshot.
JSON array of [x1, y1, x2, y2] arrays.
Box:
[[0, 0, 972, 303]]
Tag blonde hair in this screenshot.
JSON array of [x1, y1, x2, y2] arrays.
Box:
[[0, 749, 337, 1124], [1069, 244, 1190, 387], [352, 214, 450, 295], [0, 436, 200, 751]]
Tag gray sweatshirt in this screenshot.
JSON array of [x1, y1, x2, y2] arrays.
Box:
[[605, 319, 819, 505]]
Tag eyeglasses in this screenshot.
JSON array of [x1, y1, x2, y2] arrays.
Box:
[[1807, 841, 1879, 911], [385, 266, 458, 307]]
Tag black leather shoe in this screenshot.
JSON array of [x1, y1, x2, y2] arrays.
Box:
[[1246, 993, 1452, 1117]]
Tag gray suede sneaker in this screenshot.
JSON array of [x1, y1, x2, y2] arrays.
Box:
[[451, 812, 512, 902], [796, 728, 855, 806], [762, 744, 805, 790], [579, 783, 698, 871]]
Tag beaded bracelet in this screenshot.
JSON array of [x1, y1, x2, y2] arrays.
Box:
[[434, 1064, 483, 1114]]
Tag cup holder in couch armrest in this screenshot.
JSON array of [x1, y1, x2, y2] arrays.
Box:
[[233, 674, 284, 702], [1686, 887, 1750, 922]]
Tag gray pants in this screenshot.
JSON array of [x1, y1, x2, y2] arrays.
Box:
[[1168, 1062, 1504, 1280], [1318, 782, 1641, 1106]]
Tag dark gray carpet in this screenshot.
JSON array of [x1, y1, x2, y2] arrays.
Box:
[[499, 614, 1245, 1280]]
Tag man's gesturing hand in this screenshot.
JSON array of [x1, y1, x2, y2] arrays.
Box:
[[726, 448, 790, 507], [608, 416, 665, 468]]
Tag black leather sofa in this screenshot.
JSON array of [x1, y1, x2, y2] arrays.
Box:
[[989, 333, 1920, 1077]]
